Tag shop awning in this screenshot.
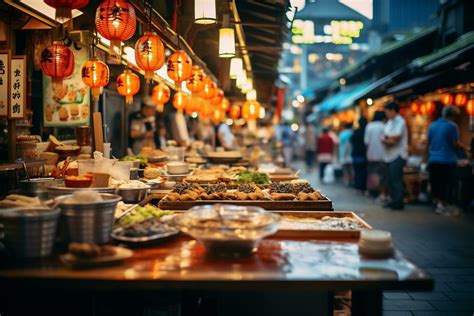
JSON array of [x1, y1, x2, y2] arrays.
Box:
[[318, 81, 371, 114], [386, 73, 439, 95]]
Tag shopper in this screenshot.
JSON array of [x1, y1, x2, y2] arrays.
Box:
[[350, 118, 368, 192], [281, 123, 294, 167], [129, 101, 158, 154], [382, 102, 408, 210], [304, 123, 317, 172], [338, 122, 353, 186], [317, 127, 335, 182], [364, 111, 387, 199], [427, 105, 467, 216], [217, 122, 238, 150]]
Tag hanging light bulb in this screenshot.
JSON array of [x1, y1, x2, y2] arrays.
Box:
[[241, 78, 253, 93], [246, 89, 257, 101], [229, 57, 243, 79], [236, 71, 247, 89], [194, 0, 216, 24], [219, 14, 235, 58], [259, 107, 266, 119]]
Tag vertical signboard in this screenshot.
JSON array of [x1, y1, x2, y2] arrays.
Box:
[[9, 55, 26, 119], [0, 50, 9, 117]]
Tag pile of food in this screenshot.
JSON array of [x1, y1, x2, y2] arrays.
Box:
[[114, 218, 177, 238], [117, 204, 173, 227], [235, 170, 269, 185], [67, 242, 117, 259], [0, 194, 41, 208], [279, 215, 364, 230], [185, 166, 246, 183]]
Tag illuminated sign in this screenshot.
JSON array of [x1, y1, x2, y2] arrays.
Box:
[[292, 19, 364, 45]]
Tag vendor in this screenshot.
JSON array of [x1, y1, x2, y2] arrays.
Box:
[[217, 122, 238, 150], [128, 100, 157, 154]]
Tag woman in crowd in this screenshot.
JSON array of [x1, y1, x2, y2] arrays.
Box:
[[338, 122, 353, 186], [316, 127, 335, 183], [364, 111, 387, 200], [350, 118, 368, 192]]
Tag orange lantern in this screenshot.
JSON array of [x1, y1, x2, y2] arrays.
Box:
[[211, 88, 224, 105], [135, 32, 165, 82], [200, 100, 213, 119], [420, 101, 435, 116], [186, 66, 205, 93], [152, 83, 170, 112], [454, 93, 467, 107], [410, 102, 420, 114], [229, 104, 240, 120], [441, 93, 453, 105], [40, 41, 74, 88], [81, 57, 109, 100], [211, 108, 226, 125], [466, 99, 474, 116], [242, 100, 260, 120], [199, 78, 217, 99], [220, 98, 230, 112], [44, 0, 89, 29], [173, 91, 189, 112], [167, 50, 193, 84], [96, 0, 136, 57], [117, 69, 140, 104], [185, 95, 202, 115]]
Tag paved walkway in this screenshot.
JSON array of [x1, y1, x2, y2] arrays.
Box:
[[296, 162, 474, 316]]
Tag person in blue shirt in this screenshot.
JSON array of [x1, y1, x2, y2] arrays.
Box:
[[338, 122, 353, 186], [427, 105, 468, 215]]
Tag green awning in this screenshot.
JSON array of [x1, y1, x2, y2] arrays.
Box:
[[318, 82, 371, 114]]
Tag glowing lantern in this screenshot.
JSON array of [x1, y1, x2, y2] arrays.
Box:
[[420, 101, 435, 116], [229, 57, 243, 79], [454, 93, 467, 107], [81, 57, 109, 100], [117, 69, 140, 104], [211, 89, 224, 105], [194, 0, 216, 24], [220, 98, 230, 112], [200, 100, 213, 119], [218, 25, 235, 58], [441, 93, 453, 105], [466, 99, 474, 116], [199, 78, 217, 99], [211, 108, 225, 125], [40, 41, 74, 88], [173, 91, 189, 112], [152, 83, 170, 112], [410, 102, 419, 114], [44, 0, 89, 28], [186, 66, 205, 93], [185, 95, 202, 115], [167, 50, 193, 84], [242, 100, 260, 120], [96, 0, 136, 58], [135, 32, 165, 81], [229, 104, 240, 120]]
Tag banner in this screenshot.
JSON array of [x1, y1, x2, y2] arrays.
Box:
[[9, 55, 26, 119]]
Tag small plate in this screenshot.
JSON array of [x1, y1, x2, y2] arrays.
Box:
[[60, 246, 133, 269], [111, 226, 179, 246]]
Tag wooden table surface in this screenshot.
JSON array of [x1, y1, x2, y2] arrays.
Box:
[[0, 235, 433, 292]]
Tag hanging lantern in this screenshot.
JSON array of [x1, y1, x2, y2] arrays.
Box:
[[211, 108, 225, 125], [81, 57, 109, 100], [40, 41, 74, 89], [173, 91, 190, 112], [44, 0, 89, 28], [454, 93, 467, 107], [167, 50, 193, 85], [135, 32, 165, 82], [229, 57, 243, 79], [466, 99, 474, 116], [220, 98, 230, 112], [441, 93, 453, 105], [229, 104, 241, 120], [259, 107, 266, 119], [241, 78, 253, 93], [117, 69, 140, 104], [246, 89, 257, 101], [194, 0, 216, 24], [96, 0, 136, 58], [200, 99, 213, 119], [186, 94, 202, 115], [199, 78, 217, 99], [420, 101, 435, 116], [186, 66, 205, 93], [236, 71, 247, 89], [218, 15, 235, 58], [410, 102, 419, 114], [211, 89, 224, 105], [152, 83, 170, 112], [242, 100, 260, 120]]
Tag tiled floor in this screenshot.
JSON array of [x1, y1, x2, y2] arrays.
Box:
[[297, 162, 474, 316]]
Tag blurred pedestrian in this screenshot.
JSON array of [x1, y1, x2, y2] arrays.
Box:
[[317, 127, 335, 182], [365, 111, 387, 200], [350, 118, 368, 192], [382, 102, 408, 210], [281, 123, 294, 167], [338, 122, 353, 186], [304, 123, 316, 172], [427, 105, 467, 216]]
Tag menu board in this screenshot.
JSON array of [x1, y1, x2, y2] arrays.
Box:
[[43, 44, 90, 127], [9, 55, 26, 120], [0, 50, 9, 117]]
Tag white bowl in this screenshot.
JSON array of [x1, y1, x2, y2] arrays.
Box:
[[167, 162, 189, 175]]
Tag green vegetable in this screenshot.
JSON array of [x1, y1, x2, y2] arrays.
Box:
[[121, 155, 148, 164], [236, 171, 269, 185], [118, 204, 172, 226]]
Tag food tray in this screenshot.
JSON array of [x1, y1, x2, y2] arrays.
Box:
[[272, 211, 371, 239]]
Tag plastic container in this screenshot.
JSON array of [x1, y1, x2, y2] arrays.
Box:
[[164, 147, 185, 162], [77, 158, 116, 176], [110, 161, 132, 181]]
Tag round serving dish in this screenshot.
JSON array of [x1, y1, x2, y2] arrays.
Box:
[[116, 186, 150, 203]]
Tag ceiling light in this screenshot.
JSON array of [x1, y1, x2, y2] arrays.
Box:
[[229, 57, 243, 79], [291, 123, 299, 132], [292, 100, 300, 108], [296, 95, 305, 103], [20, 0, 83, 23], [246, 89, 257, 101], [366, 98, 373, 105], [236, 71, 247, 89], [194, 0, 216, 24], [218, 15, 235, 58]]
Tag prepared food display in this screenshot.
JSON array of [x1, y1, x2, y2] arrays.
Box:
[[0, 194, 41, 208], [117, 204, 173, 227], [279, 215, 364, 230]]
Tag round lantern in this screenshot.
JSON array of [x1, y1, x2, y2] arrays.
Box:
[[200, 100, 213, 119], [441, 93, 453, 105], [40, 41, 74, 88], [152, 83, 170, 112], [420, 101, 435, 116], [186, 66, 205, 93], [199, 78, 217, 99], [242, 100, 260, 120], [466, 99, 474, 116], [454, 93, 467, 107], [173, 91, 190, 112], [81, 57, 109, 100], [211, 108, 226, 125], [167, 50, 193, 84], [44, 0, 89, 28], [117, 69, 140, 104], [211, 88, 224, 105], [220, 98, 230, 112], [135, 32, 165, 82], [229, 104, 240, 120], [186, 95, 202, 115], [96, 0, 136, 58], [410, 102, 420, 115]]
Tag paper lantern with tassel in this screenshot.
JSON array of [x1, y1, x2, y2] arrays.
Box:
[[454, 93, 467, 107], [186, 94, 202, 115], [152, 83, 170, 112], [410, 102, 420, 115], [211, 88, 224, 105], [40, 41, 74, 89], [167, 50, 193, 84], [220, 98, 230, 112], [135, 32, 165, 82], [117, 69, 140, 104], [441, 93, 453, 105], [199, 78, 217, 99], [466, 99, 474, 116], [211, 108, 226, 125], [186, 66, 205, 93], [242, 100, 260, 120], [200, 99, 213, 119], [229, 104, 240, 120], [173, 91, 189, 112], [44, 0, 89, 28], [81, 57, 109, 100]]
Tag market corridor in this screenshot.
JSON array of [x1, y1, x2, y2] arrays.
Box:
[[297, 161, 474, 316]]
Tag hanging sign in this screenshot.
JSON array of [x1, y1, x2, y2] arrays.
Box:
[[0, 50, 9, 117], [9, 55, 26, 119]]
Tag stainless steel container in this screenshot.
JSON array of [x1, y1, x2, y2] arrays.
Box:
[[55, 193, 121, 244], [47, 185, 115, 199], [20, 178, 63, 200], [116, 187, 149, 203], [0, 207, 60, 258]]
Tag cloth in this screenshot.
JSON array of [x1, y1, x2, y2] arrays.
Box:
[[429, 163, 456, 203], [364, 121, 386, 162], [427, 118, 459, 164], [383, 115, 408, 163], [338, 129, 353, 164], [129, 112, 156, 154], [317, 133, 334, 163], [388, 156, 406, 206], [217, 124, 237, 150]]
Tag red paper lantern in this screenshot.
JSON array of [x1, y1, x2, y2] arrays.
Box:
[[242, 100, 260, 120], [410, 102, 420, 114], [229, 104, 240, 120], [173, 91, 190, 112], [211, 88, 224, 105], [81, 57, 109, 100], [198, 78, 217, 99], [135, 32, 165, 81], [152, 83, 170, 112], [220, 98, 230, 112], [466, 99, 474, 116], [185, 94, 202, 115], [454, 93, 467, 107], [167, 50, 193, 84], [211, 108, 226, 125], [420, 101, 435, 116], [441, 93, 453, 105], [44, 0, 89, 28], [186, 66, 205, 93], [40, 41, 74, 88], [117, 69, 140, 104], [96, 0, 136, 58]]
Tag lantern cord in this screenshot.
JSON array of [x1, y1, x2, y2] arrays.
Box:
[[174, 0, 181, 49], [146, 0, 153, 31]]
